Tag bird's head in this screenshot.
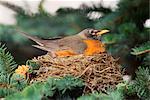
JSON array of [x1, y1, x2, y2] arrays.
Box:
[[77, 28, 109, 39]]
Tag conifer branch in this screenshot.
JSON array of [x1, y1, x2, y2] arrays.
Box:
[[131, 41, 150, 55]]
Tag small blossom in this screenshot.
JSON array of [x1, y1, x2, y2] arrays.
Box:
[[15, 65, 29, 77]]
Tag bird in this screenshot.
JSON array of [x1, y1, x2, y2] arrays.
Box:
[[17, 28, 109, 57]]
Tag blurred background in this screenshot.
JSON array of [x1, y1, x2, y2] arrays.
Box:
[[0, 0, 149, 76]]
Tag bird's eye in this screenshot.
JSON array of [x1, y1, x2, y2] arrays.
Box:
[[89, 29, 100, 35]]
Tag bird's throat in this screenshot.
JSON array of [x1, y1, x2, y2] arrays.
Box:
[[83, 40, 105, 56]]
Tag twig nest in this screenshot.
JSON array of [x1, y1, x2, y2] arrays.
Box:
[[32, 52, 123, 93]]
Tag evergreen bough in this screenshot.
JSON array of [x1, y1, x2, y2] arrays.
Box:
[[131, 41, 150, 55], [0, 44, 18, 97], [0, 44, 17, 74]]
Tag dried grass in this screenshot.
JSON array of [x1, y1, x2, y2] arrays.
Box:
[[32, 52, 123, 93]]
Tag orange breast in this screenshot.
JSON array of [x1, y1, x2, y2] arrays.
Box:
[[55, 39, 105, 57], [55, 50, 77, 57], [83, 40, 105, 56]]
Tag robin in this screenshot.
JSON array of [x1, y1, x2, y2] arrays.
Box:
[[17, 28, 109, 57]]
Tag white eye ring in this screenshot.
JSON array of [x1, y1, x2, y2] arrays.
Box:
[[88, 29, 93, 34]]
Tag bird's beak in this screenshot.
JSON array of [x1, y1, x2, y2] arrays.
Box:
[[96, 30, 109, 36]]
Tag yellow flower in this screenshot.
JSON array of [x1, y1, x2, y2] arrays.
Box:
[[15, 65, 29, 77]]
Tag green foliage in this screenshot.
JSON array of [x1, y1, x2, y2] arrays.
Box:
[[0, 72, 18, 97], [134, 67, 150, 99], [127, 67, 150, 99], [143, 53, 150, 66], [94, 0, 149, 68], [43, 77, 56, 97], [5, 82, 44, 100], [5, 76, 84, 99], [0, 88, 17, 98], [102, 33, 125, 44], [0, 44, 30, 97], [0, 44, 17, 74], [78, 92, 104, 100], [56, 76, 84, 94], [118, 23, 138, 35], [0, 44, 84, 99], [10, 73, 28, 91], [26, 60, 40, 70], [0, 44, 17, 84], [78, 83, 125, 100], [0, 44, 19, 97], [131, 41, 150, 55]]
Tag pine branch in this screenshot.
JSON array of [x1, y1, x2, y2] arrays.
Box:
[[5, 82, 44, 99], [0, 87, 17, 98], [78, 88, 124, 100], [56, 3, 112, 16], [5, 76, 84, 99], [79, 3, 112, 14], [133, 67, 150, 99], [56, 76, 84, 94], [0, 44, 17, 74], [143, 53, 150, 66], [0, 44, 19, 97], [131, 41, 150, 55], [0, 1, 26, 15]]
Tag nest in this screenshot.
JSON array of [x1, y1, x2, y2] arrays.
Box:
[[32, 52, 123, 93]]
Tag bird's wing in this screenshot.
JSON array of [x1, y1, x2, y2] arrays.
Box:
[[16, 29, 61, 52], [47, 36, 63, 40], [16, 29, 44, 46], [57, 35, 87, 54], [32, 45, 54, 52]]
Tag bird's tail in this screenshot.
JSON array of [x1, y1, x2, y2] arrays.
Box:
[[16, 29, 44, 46]]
